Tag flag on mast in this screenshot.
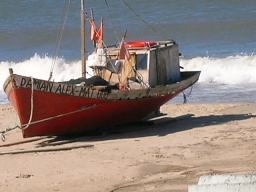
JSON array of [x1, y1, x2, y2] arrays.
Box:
[[90, 20, 97, 41], [96, 18, 103, 48], [90, 19, 103, 48]]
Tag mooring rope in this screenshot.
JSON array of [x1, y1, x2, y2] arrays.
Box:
[[48, 0, 71, 81], [20, 104, 97, 128], [1, 81, 97, 142], [0, 77, 34, 142], [183, 85, 193, 104], [23, 77, 34, 129], [0, 125, 20, 142]]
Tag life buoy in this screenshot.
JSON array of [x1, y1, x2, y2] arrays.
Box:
[[125, 41, 157, 48]]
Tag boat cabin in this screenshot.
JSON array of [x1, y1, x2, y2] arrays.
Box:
[[88, 40, 181, 88]]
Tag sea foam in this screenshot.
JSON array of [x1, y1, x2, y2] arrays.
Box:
[[1, 54, 256, 103], [0, 54, 81, 88], [181, 55, 256, 84], [0, 54, 81, 103]]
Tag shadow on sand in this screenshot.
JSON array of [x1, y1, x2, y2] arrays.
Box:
[[37, 113, 255, 147]]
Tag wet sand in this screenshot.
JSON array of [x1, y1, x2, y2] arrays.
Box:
[[1, 103, 256, 192]]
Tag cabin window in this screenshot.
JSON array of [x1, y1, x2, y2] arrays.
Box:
[[136, 54, 148, 70]]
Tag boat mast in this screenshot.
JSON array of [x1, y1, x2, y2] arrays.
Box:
[[81, 0, 86, 78]]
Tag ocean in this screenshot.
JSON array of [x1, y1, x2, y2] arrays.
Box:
[[1, 0, 256, 103]]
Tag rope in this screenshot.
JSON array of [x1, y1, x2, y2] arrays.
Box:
[[83, 6, 149, 87], [136, 70, 148, 88], [85, 8, 147, 87], [81, 9, 118, 79], [120, 0, 171, 41], [21, 104, 97, 128], [0, 77, 34, 141], [120, 0, 159, 37], [104, 0, 124, 44], [85, 14, 123, 81], [182, 85, 193, 104], [1, 93, 97, 142], [103, 1, 164, 87], [1, 77, 33, 141], [22, 77, 34, 129], [130, 67, 148, 88], [48, 0, 71, 81], [0, 125, 20, 142], [121, 0, 158, 32], [21, 75, 98, 128]]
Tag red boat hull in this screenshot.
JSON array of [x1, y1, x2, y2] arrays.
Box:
[[4, 72, 200, 138], [8, 88, 174, 137]]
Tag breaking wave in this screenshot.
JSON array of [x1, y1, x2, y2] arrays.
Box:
[[1, 54, 256, 103], [181, 55, 256, 84], [0, 54, 81, 103], [0, 54, 81, 88]]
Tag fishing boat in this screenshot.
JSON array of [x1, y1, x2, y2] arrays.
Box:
[[3, 0, 200, 138]]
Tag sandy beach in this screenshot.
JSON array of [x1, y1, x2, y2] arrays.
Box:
[[0, 103, 256, 192]]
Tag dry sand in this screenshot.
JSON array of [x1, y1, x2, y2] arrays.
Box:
[[1, 103, 256, 192]]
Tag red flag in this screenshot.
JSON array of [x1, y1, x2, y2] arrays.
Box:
[[119, 39, 130, 60], [90, 20, 97, 41], [96, 20, 103, 48], [90, 19, 104, 48]]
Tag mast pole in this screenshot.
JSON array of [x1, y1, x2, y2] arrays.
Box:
[[81, 0, 86, 78]]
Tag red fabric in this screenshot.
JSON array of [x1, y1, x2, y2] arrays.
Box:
[[119, 39, 130, 60], [90, 20, 97, 41], [96, 21, 103, 48], [90, 20, 103, 48]]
